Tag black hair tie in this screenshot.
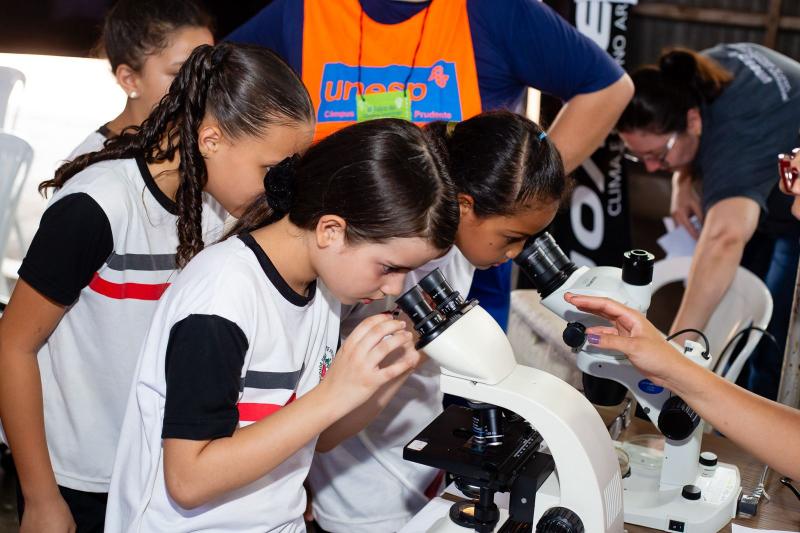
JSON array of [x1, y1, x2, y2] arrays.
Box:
[[264, 154, 299, 214]]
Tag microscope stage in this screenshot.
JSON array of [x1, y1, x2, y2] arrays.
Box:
[[403, 404, 544, 490]]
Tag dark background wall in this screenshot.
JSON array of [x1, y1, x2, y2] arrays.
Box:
[[0, 0, 269, 56]]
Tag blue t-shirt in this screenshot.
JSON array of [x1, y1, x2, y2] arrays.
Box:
[[697, 43, 800, 238], [226, 0, 625, 113]]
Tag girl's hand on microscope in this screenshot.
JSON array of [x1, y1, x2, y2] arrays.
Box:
[[563, 293, 694, 388]]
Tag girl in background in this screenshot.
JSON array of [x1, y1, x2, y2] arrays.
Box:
[[70, 0, 213, 157], [105, 119, 459, 532], [0, 43, 314, 532], [309, 110, 568, 533]]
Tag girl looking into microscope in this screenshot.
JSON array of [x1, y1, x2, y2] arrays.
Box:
[[309, 110, 569, 533]]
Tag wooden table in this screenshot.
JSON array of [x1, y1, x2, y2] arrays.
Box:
[[616, 415, 800, 532]]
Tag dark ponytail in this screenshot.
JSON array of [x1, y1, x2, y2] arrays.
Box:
[[618, 48, 733, 134], [41, 43, 314, 267], [95, 0, 213, 73], [426, 111, 566, 218], [227, 119, 459, 251]]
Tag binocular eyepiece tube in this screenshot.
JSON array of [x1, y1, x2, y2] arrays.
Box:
[[396, 268, 469, 344], [514, 232, 577, 299]]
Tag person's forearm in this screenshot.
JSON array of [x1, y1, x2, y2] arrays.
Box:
[[670, 233, 744, 338], [165, 381, 347, 509], [316, 368, 413, 453], [548, 74, 634, 173], [672, 167, 692, 185], [667, 362, 800, 479], [0, 346, 61, 503]]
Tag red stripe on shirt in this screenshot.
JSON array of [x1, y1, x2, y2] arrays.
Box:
[[238, 393, 296, 422], [88, 273, 170, 301]]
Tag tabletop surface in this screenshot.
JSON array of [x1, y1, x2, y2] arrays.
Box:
[[619, 416, 800, 532]]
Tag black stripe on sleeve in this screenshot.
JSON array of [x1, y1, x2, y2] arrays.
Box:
[[162, 314, 249, 441], [18, 193, 113, 306]]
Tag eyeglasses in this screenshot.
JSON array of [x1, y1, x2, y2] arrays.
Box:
[[778, 147, 800, 190], [624, 132, 678, 168]]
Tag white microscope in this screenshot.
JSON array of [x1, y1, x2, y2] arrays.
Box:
[[396, 269, 626, 532], [512, 232, 741, 533]]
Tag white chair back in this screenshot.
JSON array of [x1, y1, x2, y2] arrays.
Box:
[[0, 132, 33, 299], [651, 256, 773, 382], [0, 66, 26, 132]]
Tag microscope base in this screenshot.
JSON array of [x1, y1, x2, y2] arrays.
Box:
[[422, 474, 561, 532], [428, 510, 510, 533], [621, 449, 740, 533]]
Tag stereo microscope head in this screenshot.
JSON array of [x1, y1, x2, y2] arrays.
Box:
[[514, 232, 655, 406]]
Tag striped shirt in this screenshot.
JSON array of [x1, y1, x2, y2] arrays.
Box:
[[106, 234, 340, 532], [14, 156, 227, 492]]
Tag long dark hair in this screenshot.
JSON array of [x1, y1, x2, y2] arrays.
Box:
[[426, 111, 566, 217], [228, 119, 459, 251], [41, 43, 314, 267], [96, 0, 214, 73], [618, 48, 733, 134]]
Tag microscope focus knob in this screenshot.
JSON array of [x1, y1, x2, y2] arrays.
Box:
[[562, 322, 587, 349], [658, 396, 701, 440], [536, 507, 584, 533]]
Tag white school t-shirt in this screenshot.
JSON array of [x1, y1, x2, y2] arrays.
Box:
[[67, 124, 111, 159], [106, 234, 341, 532], [309, 246, 475, 533], [12, 155, 226, 491]]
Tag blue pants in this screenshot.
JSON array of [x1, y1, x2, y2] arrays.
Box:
[[739, 234, 800, 400], [467, 262, 512, 330]]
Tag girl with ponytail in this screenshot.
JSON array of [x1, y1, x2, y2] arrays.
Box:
[[104, 118, 458, 532], [0, 42, 314, 532], [309, 110, 568, 533], [617, 43, 800, 401], [70, 0, 214, 157]]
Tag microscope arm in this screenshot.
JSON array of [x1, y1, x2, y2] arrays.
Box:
[[576, 340, 711, 429]]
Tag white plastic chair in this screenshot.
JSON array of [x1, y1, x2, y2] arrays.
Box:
[[0, 133, 33, 299], [0, 66, 26, 132], [652, 256, 773, 383]]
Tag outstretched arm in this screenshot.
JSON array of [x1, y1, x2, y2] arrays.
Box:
[[565, 293, 800, 479]]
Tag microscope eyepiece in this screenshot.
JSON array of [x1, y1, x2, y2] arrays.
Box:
[[514, 232, 577, 298], [396, 285, 446, 338], [397, 285, 435, 324], [622, 249, 655, 286], [419, 268, 465, 318]]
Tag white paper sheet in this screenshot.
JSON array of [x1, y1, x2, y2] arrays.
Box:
[[657, 216, 699, 258]]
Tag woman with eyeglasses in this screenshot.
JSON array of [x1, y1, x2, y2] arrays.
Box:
[[616, 44, 800, 402]]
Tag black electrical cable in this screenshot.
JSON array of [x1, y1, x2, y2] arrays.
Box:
[[665, 328, 710, 359], [780, 477, 800, 501], [717, 326, 781, 371]]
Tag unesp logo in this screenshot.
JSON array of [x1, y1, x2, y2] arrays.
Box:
[[317, 60, 462, 123]]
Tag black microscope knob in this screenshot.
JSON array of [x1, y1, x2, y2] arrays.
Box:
[[562, 322, 587, 349], [682, 484, 702, 501], [536, 507, 584, 533], [658, 396, 701, 440]]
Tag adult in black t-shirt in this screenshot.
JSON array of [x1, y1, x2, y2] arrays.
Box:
[[617, 43, 800, 401]]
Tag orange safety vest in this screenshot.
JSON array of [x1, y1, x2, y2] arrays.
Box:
[[302, 0, 482, 141]]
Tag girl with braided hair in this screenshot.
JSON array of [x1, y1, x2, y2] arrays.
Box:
[[105, 118, 459, 532], [0, 42, 314, 532]]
